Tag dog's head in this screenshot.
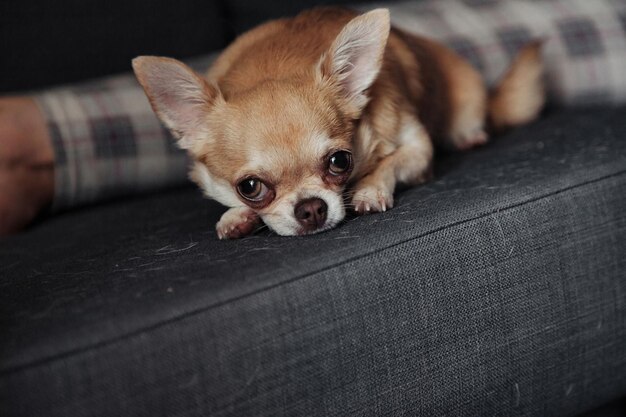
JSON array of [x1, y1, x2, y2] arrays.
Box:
[[133, 9, 389, 235]]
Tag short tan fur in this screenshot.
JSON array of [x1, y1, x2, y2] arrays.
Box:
[[133, 7, 544, 238]]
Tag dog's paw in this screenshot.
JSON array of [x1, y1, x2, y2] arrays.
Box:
[[451, 128, 489, 151], [351, 184, 394, 214], [216, 207, 260, 240]]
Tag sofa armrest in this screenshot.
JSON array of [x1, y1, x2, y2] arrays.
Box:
[[1, 107, 625, 416]]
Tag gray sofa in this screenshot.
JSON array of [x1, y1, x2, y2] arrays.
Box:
[[2, 105, 625, 416], [1, 0, 625, 415]]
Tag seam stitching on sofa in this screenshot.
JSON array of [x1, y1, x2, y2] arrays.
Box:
[[2, 168, 626, 375]]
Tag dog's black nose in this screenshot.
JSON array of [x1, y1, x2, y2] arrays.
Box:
[[294, 198, 327, 231]]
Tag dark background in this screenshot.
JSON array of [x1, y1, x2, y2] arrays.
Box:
[[0, 0, 380, 93]]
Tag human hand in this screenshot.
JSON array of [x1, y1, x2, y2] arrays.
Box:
[[0, 97, 54, 235]]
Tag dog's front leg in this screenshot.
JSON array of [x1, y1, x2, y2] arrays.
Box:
[[352, 116, 433, 214], [216, 207, 261, 239]]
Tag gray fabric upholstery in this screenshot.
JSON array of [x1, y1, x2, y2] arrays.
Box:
[[1, 107, 625, 416]]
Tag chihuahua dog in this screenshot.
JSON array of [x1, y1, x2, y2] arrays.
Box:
[[133, 7, 543, 239]]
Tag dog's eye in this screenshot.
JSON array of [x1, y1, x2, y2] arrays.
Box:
[[237, 178, 268, 201], [328, 151, 352, 175]]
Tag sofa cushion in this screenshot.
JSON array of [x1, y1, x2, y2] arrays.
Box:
[[0, 0, 229, 92], [221, 0, 383, 34], [1, 106, 625, 416]]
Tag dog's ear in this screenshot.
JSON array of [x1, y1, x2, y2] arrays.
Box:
[[319, 9, 390, 115], [132, 56, 222, 149]]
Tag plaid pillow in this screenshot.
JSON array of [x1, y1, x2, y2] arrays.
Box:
[[35, 0, 626, 210]]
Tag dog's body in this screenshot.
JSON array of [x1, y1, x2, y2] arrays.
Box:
[[133, 7, 543, 238]]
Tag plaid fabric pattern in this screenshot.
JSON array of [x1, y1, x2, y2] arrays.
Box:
[[35, 0, 626, 210], [363, 0, 626, 103], [34, 56, 215, 210]]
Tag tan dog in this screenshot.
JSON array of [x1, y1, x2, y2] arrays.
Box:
[[133, 7, 543, 239]]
